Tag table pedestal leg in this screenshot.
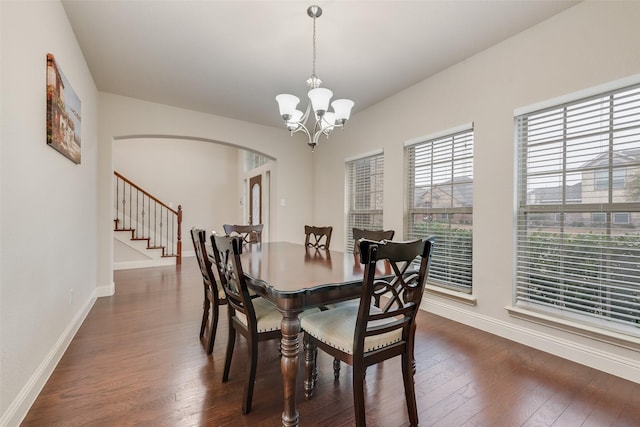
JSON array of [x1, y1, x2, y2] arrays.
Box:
[[280, 312, 301, 427]]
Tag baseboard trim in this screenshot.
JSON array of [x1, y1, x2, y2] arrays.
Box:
[[97, 281, 115, 297], [0, 294, 96, 427], [113, 258, 176, 270], [421, 298, 640, 384]]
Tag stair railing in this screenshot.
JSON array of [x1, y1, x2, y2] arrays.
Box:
[[113, 171, 182, 264]]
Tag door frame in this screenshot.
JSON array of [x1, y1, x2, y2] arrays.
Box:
[[244, 167, 271, 241]]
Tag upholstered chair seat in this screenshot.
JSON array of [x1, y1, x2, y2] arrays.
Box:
[[301, 305, 401, 355]]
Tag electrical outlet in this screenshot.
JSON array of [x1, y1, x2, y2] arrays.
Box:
[[69, 289, 74, 305]]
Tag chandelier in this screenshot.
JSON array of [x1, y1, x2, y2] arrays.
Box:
[[275, 5, 354, 151]]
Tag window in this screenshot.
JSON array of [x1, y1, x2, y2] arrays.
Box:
[[591, 212, 606, 224], [516, 84, 640, 335], [245, 152, 269, 171], [595, 168, 626, 191], [346, 152, 384, 252], [405, 126, 474, 293], [613, 212, 630, 224]]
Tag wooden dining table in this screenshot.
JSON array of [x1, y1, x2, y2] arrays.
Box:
[[238, 241, 369, 427]]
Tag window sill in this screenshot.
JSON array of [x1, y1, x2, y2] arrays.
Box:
[[425, 284, 477, 306], [506, 305, 640, 352]]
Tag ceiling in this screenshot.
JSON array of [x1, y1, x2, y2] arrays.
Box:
[[61, 0, 579, 129]]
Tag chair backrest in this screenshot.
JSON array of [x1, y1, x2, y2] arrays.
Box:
[[210, 233, 259, 332], [352, 228, 395, 255], [304, 225, 333, 250], [190, 227, 221, 303], [223, 224, 263, 244], [354, 237, 435, 357]]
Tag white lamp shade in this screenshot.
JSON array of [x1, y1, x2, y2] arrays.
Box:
[[308, 88, 333, 115], [276, 94, 300, 118], [331, 99, 354, 122], [289, 110, 304, 123], [320, 112, 336, 132]]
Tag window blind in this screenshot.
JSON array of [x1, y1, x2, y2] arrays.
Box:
[[516, 83, 640, 334], [346, 153, 384, 252], [405, 128, 474, 292]]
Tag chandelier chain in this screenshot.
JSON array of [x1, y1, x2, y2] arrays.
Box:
[[312, 12, 317, 78]]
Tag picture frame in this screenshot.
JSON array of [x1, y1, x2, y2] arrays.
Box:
[[46, 53, 81, 164]]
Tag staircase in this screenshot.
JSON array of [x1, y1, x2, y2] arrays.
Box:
[[114, 171, 182, 269]]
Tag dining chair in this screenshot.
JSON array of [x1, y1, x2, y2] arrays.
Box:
[[301, 237, 435, 427], [351, 228, 395, 255], [223, 224, 263, 244], [190, 228, 226, 354], [210, 233, 279, 414], [210, 233, 319, 414], [304, 225, 333, 250]]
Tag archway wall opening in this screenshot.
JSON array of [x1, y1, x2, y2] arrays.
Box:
[[99, 93, 313, 284]]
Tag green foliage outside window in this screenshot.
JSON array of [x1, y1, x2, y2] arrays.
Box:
[[410, 220, 473, 291], [521, 231, 640, 326]]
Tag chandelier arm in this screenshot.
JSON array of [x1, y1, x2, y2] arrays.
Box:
[[291, 123, 311, 141], [299, 101, 313, 127], [311, 121, 324, 145]]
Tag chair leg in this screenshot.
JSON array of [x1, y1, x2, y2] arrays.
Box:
[[206, 302, 219, 355], [242, 335, 258, 414], [333, 357, 341, 380], [222, 323, 235, 383], [303, 334, 315, 399], [313, 346, 318, 383], [200, 297, 209, 338], [352, 360, 366, 427], [402, 352, 418, 426]]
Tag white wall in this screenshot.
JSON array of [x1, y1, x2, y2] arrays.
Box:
[[113, 137, 241, 258], [96, 93, 315, 295], [312, 1, 640, 382], [0, 1, 99, 425]]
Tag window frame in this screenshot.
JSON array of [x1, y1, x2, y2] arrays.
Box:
[[405, 125, 474, 294], [515, 83, 640, 337]]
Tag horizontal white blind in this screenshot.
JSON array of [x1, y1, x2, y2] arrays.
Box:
[[516, 83, 640, 333], [405, 128, 473, 292], [346, 153, 384, 252]]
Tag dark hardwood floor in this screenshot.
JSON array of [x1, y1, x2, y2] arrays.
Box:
[[22, 257, 640, 426]]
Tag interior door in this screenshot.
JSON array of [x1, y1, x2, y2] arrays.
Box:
[[249, 174, 262, 225]]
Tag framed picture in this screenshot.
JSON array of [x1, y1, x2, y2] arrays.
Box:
[[46, 53, 81, 164]]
